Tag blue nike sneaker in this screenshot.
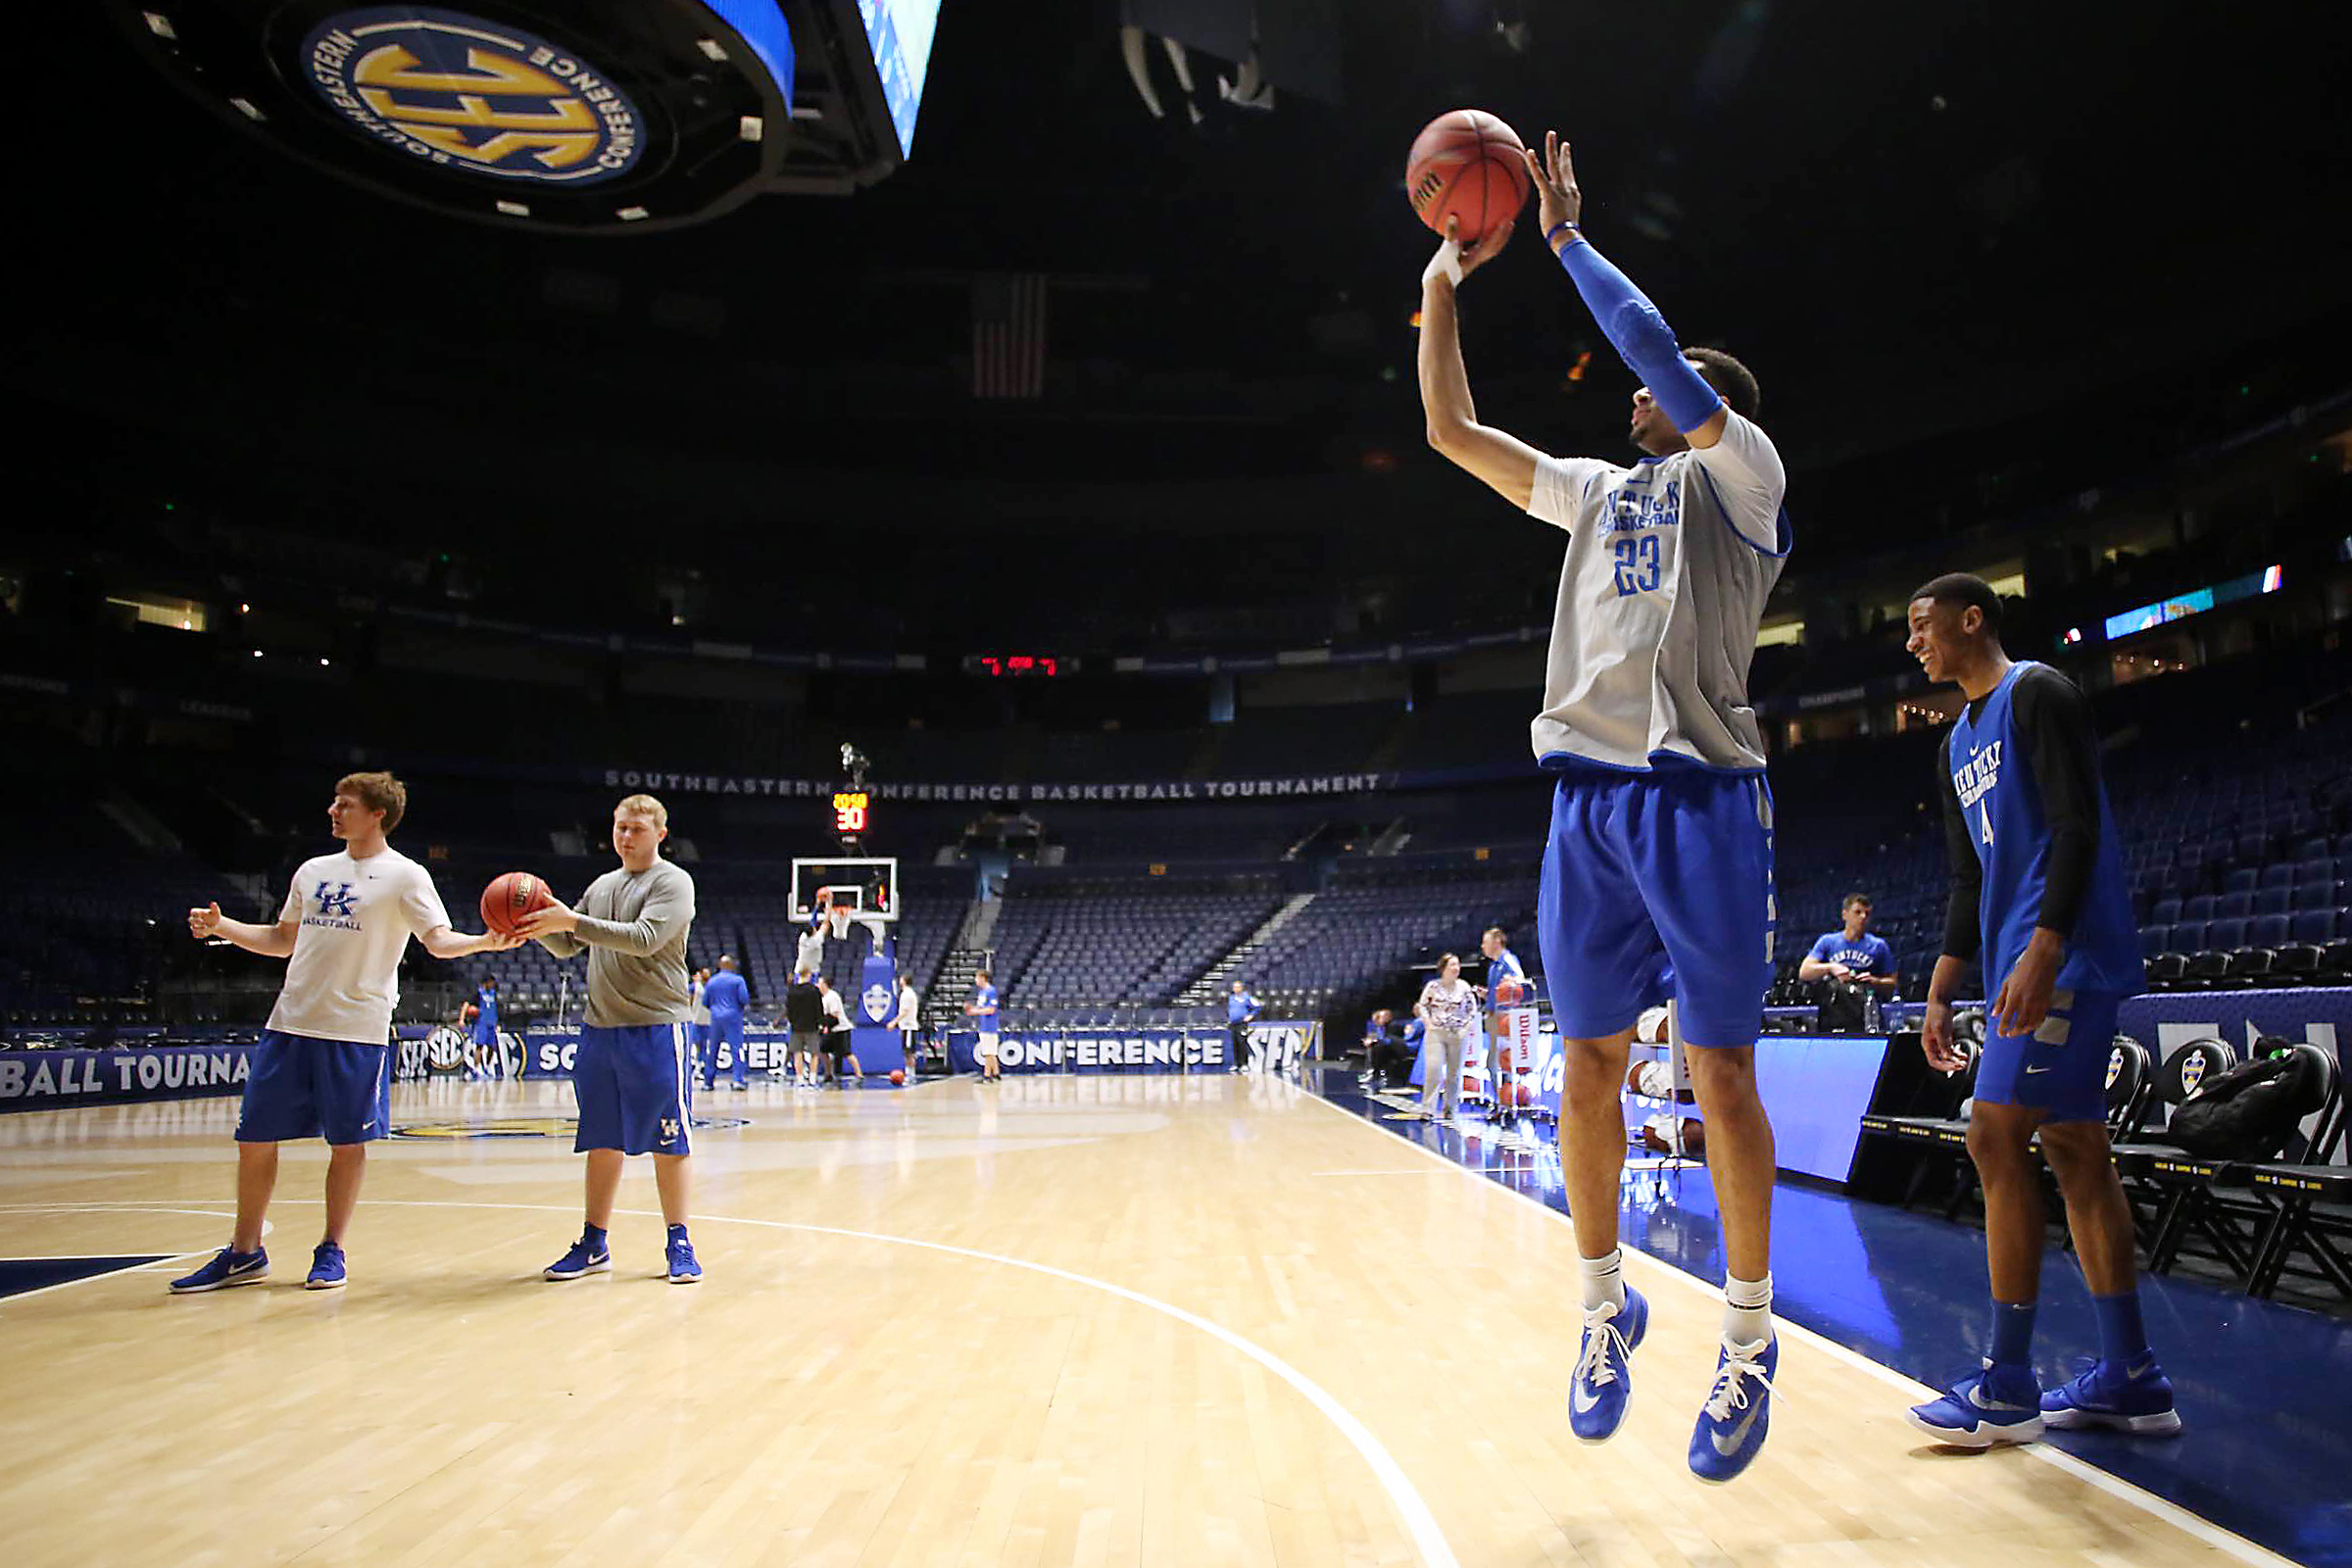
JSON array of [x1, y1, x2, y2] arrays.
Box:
[[665, 1234, 703, 1285], [1690, 1335, 1778, 1483], [2040, 1354, 2182, 1436], [1568, 1286, 1648, 1442], [305, 1242, 347, 1291], [1907, 1359, 2043, 1447], [169, 1245, 269, 1294], [544, 1235, 612, 1281]]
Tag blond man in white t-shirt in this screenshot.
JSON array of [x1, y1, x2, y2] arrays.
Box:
[[170, 773, 518, 1295]]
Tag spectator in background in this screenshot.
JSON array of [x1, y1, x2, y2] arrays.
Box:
[[1415, 954, 1481, 1123], [468, 976, 501, 1071], [966, 967, 1002, 1083], [1799, 894, 1900, 996], [893, 974, 923, 1081], [687, 966, 711, 1088], [1359, 1007, 1411, 1091], [1227, 978, 1261, 1073], [785, 969, 825, 1093], [703, 956, 750, 1092], [816, 975, 859, 1085]]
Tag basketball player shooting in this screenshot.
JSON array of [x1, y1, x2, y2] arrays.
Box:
[[1417, 131, 1790, 1482]]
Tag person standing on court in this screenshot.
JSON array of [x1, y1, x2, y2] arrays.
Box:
[[815, 975, 860, 1084], [893, 973, 923, 1080], [703, 955, 750, 1092], [1414, 954, 1480, 1122], [1902, 574, 2178, 1445], [1479, 925, 1529, 1117], [1418, 130, 1790, 1479], [468, 974, 502, 1072], [517, 793, 703, 1285], [171, 772, 518, 1295], [1226, 978, 1261, 1072], [966, 967, 1002, 1083], [785, 969, 825, 1092], [688, 966, 712, 1088]]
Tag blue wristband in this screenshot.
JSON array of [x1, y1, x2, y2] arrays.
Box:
[[1544, 220, 1578, 248]]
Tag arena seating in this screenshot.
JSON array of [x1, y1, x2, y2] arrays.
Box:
[[990, 870, 1282, 1006]]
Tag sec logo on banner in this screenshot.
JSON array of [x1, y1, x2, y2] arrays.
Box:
[[301, 7, 643, 183]]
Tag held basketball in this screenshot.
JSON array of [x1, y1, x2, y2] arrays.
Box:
[[480, 871, 555, 937], [1405, 109, 1531, 247], [1493, 974, 1527, 1008]]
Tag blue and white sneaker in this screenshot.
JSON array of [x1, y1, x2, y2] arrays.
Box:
[[543, 1236, 612, 1281], [665, 1234, 703, 1285], [1568, 1286, 1648, 1442], [1690, 1335, 1779, 1483], [2040, 1354, 2182, 1436], [169, 1245, 269, 1294], [1907, 1359, 2042, 1447], [305, 1242, 347, 1291]]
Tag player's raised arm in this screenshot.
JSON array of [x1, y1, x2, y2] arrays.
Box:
[[1417, 216, 1549, 511], [187, 898, 298, 959], [1526, 131, 1729, 451]]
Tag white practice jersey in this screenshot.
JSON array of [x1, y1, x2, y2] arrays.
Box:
[[268, 848, 450, 1045], [1525, 411, 1789, 772]]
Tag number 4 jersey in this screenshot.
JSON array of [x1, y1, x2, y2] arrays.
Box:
[[1526, 410, 1791, 773]]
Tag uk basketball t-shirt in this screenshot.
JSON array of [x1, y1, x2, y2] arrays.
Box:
[[1806, 931, 1894, 976], [972, 982, 999, 1036], [268, 848, 451, 1046]]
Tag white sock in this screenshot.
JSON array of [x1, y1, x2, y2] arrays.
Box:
[[1724, 1272, 1773, 1347], [1579, 1249, 1626, 1313]]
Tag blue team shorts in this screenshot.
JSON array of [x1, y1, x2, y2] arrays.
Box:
[[572, 1023, 692, 1156], [1537, 766, 1776, 1048], [1972, 988, 2121, 1125], [235, 1029, 392, 1145], [470, 1020, 499, 1050]]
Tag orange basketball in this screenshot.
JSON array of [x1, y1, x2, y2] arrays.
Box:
[[889, 1069, 906, 1085], [480, 871, 554, 937], [1494, 974, 1528, 1007], [1405, 109, 1531, 247]]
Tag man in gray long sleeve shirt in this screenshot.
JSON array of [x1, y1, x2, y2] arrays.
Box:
[[517, 793, 704, 1284]]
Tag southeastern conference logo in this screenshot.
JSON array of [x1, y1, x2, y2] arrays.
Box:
[[863, 983, 894, 1022], [301, 7, 644, 184]]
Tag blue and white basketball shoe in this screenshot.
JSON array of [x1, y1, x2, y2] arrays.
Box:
[[1568, 1286, 1648, 1442], [665, 1234, 703, 1285], [544, 1235, 612, 1281], [305, 1242, 347, 1291], [2040, 1354, 2182, 1436], [1690, 1335, 1778, 1483], [1907, 1359, 2044, 1446], [169, 1246, 270, 1294]]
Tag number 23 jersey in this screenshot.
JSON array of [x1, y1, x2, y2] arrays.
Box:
[[1525, 411, 1790, 774]]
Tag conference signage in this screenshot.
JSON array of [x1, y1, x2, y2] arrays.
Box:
[[0, 1045, 259, 1111], [109, 0, 796, 232], [601, 768, 1404, 803]]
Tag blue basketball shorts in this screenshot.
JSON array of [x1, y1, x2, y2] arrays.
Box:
[[235, 1029, 392, 1145], [572, 1023, 692, 1156], [1973, 989, 2120, 1125], [1537, 766, 1776, 1048], [469, 1021, 499, 1051]]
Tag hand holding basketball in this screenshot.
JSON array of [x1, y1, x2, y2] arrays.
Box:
[[481, 871, 558, 938], [1523, 129, 1581, 241], [514, 900, 578, 940]]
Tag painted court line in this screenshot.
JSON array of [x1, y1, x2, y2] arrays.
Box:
[[122, 1197, 1465, 1568], [1299, 1088, 2303, 1568]]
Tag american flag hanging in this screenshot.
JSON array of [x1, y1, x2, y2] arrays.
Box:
[[971, 272, 1049, 400]]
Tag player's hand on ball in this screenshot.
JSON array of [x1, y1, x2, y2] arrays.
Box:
[[514, 902, 579, 939], [1523, 129, 1582, 238], [480, 929, 527, 952], [187, 902, 223, 941]]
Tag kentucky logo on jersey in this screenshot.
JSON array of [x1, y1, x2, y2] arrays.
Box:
[[307, 880, 363, 931], [301, 7, 645, 184]]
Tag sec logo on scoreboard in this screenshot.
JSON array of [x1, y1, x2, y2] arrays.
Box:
[[300, 7, 645, 184], [107, 0, 799, 232]]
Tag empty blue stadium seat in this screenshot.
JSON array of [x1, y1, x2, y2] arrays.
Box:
[[2168, 921, 2208, 954], [2258, 862, 2296, 890], [2217, 891, 2254, 920], [2247, 913, 2291, 950], [2288, 908, 2341, 945], [2295, 858, 2337, 886], [2150, 896, 2181, 925], [2223, 866, 2260, 896], [2139, 924, 2169, 956], [2254, 887, 2292, 917], [2183, 894, 2217, 922], [2206, 916, 2250, 953], [2294, 880, 2346, 912]]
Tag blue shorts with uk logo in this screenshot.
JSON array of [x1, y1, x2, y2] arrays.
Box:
[[572, 1023, 692, 1155]]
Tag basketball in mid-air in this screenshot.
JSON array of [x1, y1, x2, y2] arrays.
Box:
[[889, 1069, 906, 1085], [1406, 109, 1531, 248], [480, 871, 555, 937]]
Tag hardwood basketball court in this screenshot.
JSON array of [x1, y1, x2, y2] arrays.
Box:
[[0, 1074, 2295, 1567]]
